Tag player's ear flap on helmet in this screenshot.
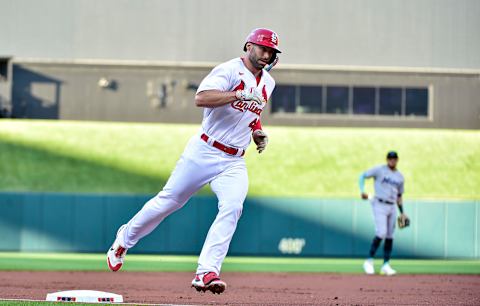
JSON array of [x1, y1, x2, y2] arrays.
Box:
[[268, 52, 278, 64]]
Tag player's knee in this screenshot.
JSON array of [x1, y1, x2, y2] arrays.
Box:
[[376, 231, 387, 240], [230, 201, 244, 215], [220, 200, 244, 217], [149, 191, 186, 213]]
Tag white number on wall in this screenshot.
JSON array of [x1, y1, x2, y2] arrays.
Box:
[[278, 238, 306, 255]]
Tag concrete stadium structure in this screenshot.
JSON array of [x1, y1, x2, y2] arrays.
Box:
[[0, 0, 479, 128]]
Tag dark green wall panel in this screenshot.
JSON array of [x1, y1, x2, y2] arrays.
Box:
[[0, 193, 22, 250], [73, 195, 106, 252], [322, 200, 354, 256], [20, 194, 43, 251], [0, 192, 478, 259], [414, 202, 446, 257], [445, 202, 476, 258]]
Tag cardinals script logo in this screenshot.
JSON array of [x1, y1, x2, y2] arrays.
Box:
[[271, 33, 278, 44]]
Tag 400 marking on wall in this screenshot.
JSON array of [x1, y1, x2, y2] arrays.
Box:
[[278, 238, 306, 255]]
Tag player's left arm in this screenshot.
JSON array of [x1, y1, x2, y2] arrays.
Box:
[[397, 181, 406, 217], [397, 194, 404, 213], [396, 194, 410, 228], [397, 179, 405, 212], [252, 118, 268, 154], [397, 193, 410, 228], [252, 79, 274, 154]]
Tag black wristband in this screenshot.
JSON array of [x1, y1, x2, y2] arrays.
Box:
[[398, 204, 404, 214]]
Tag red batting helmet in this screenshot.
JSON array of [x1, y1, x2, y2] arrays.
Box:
[[243, 28, 281, 54]]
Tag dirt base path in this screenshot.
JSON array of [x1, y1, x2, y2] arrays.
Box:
[[1, 271, 479, 305]]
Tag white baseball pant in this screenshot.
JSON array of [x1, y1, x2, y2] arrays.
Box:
[[371, 199, 397, 239], [116, 135, 248, 275]]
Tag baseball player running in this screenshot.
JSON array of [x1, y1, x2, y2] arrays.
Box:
[[359, 151, 408, 276], [106, 28, 281, 294]]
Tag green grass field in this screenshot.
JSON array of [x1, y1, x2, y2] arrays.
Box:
[[1, 120, 479, 199], [0, 252, 478, 274], [0, 253, 478, 305]]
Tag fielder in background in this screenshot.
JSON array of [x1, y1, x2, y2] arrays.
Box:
[[107, 28, 281, 294], [359, 151, 409, 276]]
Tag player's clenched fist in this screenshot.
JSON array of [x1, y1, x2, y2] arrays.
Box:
[[236, 88, 266, 105], [253, 130, 268, 153]]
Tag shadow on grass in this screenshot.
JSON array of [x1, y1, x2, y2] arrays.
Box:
[[0, 138, 168, 193]]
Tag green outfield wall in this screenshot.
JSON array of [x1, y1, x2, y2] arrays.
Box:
[[0, 192, 478, 259]]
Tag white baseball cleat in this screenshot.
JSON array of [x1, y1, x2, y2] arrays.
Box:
[[363, 259, 375, 275], [380, 262, 397, 276], [191, 272, 227, 294], [107, 241, 127, 272], [107, 226, 128, 272]]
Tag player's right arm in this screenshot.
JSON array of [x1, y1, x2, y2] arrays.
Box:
[[358, 173, 369, 200], [359, 166, 380, 200], [195, 89, 265, 108], [195, 90, 238, 108], [195, 64, 235, 108], [195, 62, 265, 108]]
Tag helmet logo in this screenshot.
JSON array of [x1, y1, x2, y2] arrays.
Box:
[[271, 33, 278, 44]]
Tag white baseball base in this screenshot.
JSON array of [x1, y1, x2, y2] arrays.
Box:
[[46, 290, 123, 303]]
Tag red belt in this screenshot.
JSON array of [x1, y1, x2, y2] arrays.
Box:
[[201, 134, 245, 157]]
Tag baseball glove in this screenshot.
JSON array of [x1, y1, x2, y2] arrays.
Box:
[[397, 213, 410, 229]]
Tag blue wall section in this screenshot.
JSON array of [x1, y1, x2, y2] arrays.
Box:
[[0, 192, 478, 259]]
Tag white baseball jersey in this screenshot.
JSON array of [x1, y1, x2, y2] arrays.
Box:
[[196, 58, 275, 149], [364, 165, 405, 203]]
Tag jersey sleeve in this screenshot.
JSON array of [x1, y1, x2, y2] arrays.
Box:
[[196, 64, 232, 93], [252, 119, 263, 132], [364, 166, 381, 179]]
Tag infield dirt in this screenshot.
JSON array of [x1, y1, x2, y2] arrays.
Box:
[[1, 271, 479, 305]]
